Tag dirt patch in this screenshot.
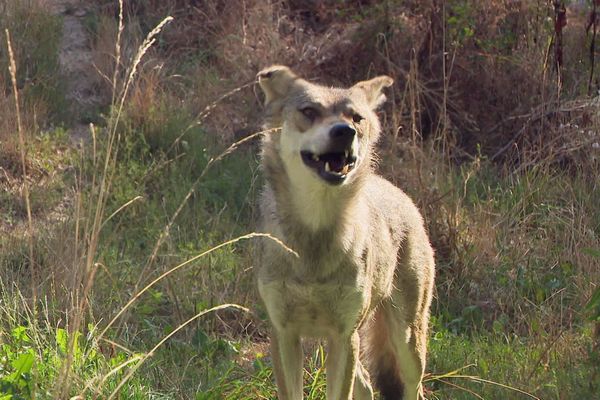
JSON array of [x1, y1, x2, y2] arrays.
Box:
[[49, 0, 105, 143]]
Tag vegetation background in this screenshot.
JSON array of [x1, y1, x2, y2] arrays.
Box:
[[0, 0, 598, 399]]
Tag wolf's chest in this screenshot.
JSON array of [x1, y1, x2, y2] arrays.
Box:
[[258, 277, 370, 337]]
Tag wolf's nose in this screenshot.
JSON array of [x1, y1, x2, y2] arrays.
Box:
[[329, 124, 356, 143]]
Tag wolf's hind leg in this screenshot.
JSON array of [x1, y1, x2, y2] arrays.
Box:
[[353, 359, 374, 400], [384, 303, 427, 400]]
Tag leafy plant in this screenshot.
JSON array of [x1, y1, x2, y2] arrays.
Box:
[[0, 327, 35, 400]]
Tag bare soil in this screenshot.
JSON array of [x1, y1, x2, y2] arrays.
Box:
[[49, 0, 103, 143]]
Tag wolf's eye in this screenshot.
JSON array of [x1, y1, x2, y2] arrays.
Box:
[[300, 107, 319, 121], [352, 113, 364, 124]]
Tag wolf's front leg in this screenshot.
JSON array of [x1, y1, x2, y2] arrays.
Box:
[[271, 329, 303, 400], [326, 331, 362, 400]]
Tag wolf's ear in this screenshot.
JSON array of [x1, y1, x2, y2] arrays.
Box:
[[257, 65, 299, 105], [352, 75, 394, 109]]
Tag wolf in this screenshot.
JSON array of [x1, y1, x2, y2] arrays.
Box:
[[256, 65, 435, 400]]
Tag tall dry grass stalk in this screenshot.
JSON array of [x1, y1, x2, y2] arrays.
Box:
[[110, 0, 124, 106], [5, 29, 36, 312], [53, 8, 175, 397]]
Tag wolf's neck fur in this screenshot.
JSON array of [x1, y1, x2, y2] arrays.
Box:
[[288, 178, 357, 232]]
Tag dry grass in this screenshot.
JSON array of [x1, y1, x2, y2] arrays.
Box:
[[0, 88, 22, 177], [6, 27, 37, 314], [1, 0, 64, 233]]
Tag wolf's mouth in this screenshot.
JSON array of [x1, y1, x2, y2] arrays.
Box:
[[300, 150, 357, 184]]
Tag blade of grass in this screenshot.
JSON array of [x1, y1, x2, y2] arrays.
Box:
[[437, 378, 485, 400], [166, 80, 257, 154], [135, 127, 279, 289], [435, 374, 541, 400], [307, 344, 325, 397], [99, 232, 297, 340], [100, 195, 144, 230], [107, 303, 250, 399], [84, 354, 144, 399], [5, 29, 36, 313], [424, 364, 477, 382]]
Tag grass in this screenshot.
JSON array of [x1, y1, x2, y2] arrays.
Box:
[[0, 0, 66, 126], [0, 288, 158, 399], [427, 319, 597, 399], [1, 1, 599, 399]]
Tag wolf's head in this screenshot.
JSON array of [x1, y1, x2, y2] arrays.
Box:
[[257, 65, 392, 187]]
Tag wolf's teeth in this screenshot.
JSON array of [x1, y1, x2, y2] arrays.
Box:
[[313, 154, 319, 161], [341, 165, 349, 175], [344, 151, 349, 158], [325, 162, 331, 172]]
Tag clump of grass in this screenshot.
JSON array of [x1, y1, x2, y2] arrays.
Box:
[[427, 324, 597, 399], [0, 0, 66, 188], [0, 282, 160, 399], [0, 0, 65, 126]]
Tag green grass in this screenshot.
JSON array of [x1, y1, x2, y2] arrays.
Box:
[[428, 323, 598, 399], [0, 287, 161, 399]]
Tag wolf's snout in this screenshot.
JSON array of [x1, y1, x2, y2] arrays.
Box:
[[297, 124, 359, 185], [329, 124, 356, 149]]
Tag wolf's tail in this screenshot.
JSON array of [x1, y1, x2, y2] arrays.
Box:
[[361, 307, 405, 400], [374, 356, 405, 400], [361, 302, 426, 400]]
